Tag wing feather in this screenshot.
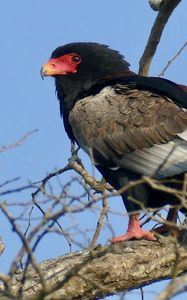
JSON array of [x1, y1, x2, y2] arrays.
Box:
[[69, 85, 187, 177]]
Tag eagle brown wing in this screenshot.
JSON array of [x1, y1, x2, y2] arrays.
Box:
[[69, 85, 187, 169]]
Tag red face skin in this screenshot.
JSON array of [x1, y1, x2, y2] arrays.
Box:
[[41, 53, 82, 77]]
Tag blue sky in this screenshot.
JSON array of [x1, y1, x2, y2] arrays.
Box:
[[1, 1, 187, 299]]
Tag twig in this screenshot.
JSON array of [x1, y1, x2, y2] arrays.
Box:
[[0, 203, 47, 295], [31, 194, 72, 250], [140, 287, 144, 300], [89, 190, 108, 250], [0, 177, 20, 189], [24, 206, 34, 237], [158, 41, 187, 77], [0, 184, 34, 196], [0, 130, 38, 153], [140, 209, 161, 227]]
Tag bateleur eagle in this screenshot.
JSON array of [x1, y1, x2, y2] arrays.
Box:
[[41, 42, 187, 242]]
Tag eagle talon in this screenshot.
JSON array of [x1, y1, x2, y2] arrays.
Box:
[[111, 230, 156, 243], [110, 213, 156, 243]]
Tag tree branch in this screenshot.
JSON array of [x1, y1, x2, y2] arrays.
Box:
[[2, 237, 187, 300], [139, 0, 182, 76]]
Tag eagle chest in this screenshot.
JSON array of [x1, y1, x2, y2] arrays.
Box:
[[68, 87, 123, 149], [68, 86, 163, 150]]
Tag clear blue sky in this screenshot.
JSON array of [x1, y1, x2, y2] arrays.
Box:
[[1, 1, 187, 299]]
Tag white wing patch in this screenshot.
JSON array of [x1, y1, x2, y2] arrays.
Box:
[[120, 130, 187, 179]]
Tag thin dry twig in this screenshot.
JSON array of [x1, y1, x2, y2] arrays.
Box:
[[0, 203, 47, 295], [89, 190, 108, 250], [0, 130, 38, 153], [158, 40, 187, 77], [33, 160, 113, 199]]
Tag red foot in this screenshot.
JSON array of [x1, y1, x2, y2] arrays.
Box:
[[111, 212, 156, 243], [111, 228, 156, 243]]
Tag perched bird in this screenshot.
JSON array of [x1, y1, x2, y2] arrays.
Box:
[[41, 42, 187, 242]]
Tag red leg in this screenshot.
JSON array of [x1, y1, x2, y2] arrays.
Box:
[[111, 213, 156, 243], [153, 208, 178, 234]]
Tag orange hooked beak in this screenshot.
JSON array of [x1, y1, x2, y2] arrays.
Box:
[[40, 58, 70, 79], [41, 54, 80, 79]]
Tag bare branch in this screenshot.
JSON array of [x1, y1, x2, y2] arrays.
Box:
[[2, 237, 187, 300], [139, 0, 182, 76], [33, 160, 113, 199]]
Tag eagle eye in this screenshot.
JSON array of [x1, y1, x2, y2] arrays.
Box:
[[71, 54, 82, 64]]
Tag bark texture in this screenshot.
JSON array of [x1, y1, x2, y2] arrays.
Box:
[[2, 236, 187, 300]]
